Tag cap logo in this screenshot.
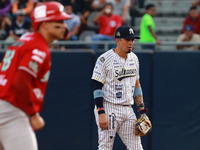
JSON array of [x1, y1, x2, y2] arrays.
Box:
[[129, 28, 134, 34], [116, 31, 121, 37], [34, 5, 47, 19], [60, 5, 64, 12]]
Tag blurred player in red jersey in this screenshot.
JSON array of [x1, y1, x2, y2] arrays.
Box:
[[0, 2, 71, 150]]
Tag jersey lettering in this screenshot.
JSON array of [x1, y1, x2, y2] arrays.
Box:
[[1, 50, 15, 71], [115, 68, 136, 81], [41, 71, 50, 82], [0, 75, 7, 86], [33, 88, 44, 100]]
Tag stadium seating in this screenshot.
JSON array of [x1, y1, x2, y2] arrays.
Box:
[[132, 0, 195, 50]]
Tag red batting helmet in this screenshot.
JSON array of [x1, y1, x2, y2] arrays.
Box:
[[31, 1, 72, 31]]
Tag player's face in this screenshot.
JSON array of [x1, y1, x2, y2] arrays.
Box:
[[118, 38, 134, 53], [46, 20, 67, 40]]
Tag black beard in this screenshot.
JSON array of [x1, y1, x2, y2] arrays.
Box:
[[126, 50, 131, 53]]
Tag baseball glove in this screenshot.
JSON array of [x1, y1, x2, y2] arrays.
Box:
[[134, 113, 152, 136]]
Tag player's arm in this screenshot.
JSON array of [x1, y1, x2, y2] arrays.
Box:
[[134, 79, 147, 113], [133, 79, 152, 136], [13, 69, 35, 115], [92, 79, 108, 130], [13, 70, 45, 131]]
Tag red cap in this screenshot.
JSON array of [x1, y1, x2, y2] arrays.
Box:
[[31, 1, 72, 31]]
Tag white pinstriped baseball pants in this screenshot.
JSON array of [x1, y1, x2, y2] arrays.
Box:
[[0, 100, 37, 150], [94, 101, 143, 150]]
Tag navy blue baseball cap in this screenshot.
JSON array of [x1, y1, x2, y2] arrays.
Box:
[[185, 25, 193, 31], [115, 26, 140, 39]]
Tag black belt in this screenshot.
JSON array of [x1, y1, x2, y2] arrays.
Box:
[[122, 105, 131, 107]]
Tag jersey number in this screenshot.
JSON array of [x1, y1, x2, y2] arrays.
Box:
[[1, 50, 15, 71]]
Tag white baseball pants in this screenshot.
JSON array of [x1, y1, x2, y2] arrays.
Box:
[[94, 101, 143, 150], [0, 100, 37, 150]]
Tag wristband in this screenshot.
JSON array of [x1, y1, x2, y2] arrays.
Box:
[[134, 87, 143, 97], [139, 108, 148, 114], [97, 108, 104, 111], [97, 107, 105, 114], [94, 89, 103, 99]]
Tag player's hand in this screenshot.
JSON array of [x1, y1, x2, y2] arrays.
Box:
[[30, 112, 45, 131], [99, 113, 109, 130]]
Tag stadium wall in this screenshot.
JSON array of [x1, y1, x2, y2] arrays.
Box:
[[0, 51, 200, 150]]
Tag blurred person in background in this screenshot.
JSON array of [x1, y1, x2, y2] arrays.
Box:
[[0, 0, 12, 39], [137, 0, 145, 8], [177, 24, 200, 51], [182, 6, 200, 34], [109, 0, 131, 25], [139, 3, 161, 50], [91, 0, 108, 11], [61, 3, 81, 49], [5, 11, 30, 42], [129, 0, 141, 26], [192, 0, 200, 6], [84, 0, 94, 6], [11, 0, 35, 22], [91, 2, 122, 51], [62, 0, 93, 35], [63, 3, 80, 41]]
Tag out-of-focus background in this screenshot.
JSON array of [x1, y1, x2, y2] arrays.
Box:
[[1, 0, 200, 150]]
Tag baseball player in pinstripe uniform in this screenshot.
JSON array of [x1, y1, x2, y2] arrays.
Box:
[[91, 26, 152, 150]]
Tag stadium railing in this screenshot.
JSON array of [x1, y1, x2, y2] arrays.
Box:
[[0, 40, 199, 51]]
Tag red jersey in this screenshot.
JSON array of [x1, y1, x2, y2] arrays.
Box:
[[98, 14, 122, 36], [182, 15, 200, 34], [0, 32, 51, 115]]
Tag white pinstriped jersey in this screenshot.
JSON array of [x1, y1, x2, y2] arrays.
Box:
[[92, 49, 139, 105]]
